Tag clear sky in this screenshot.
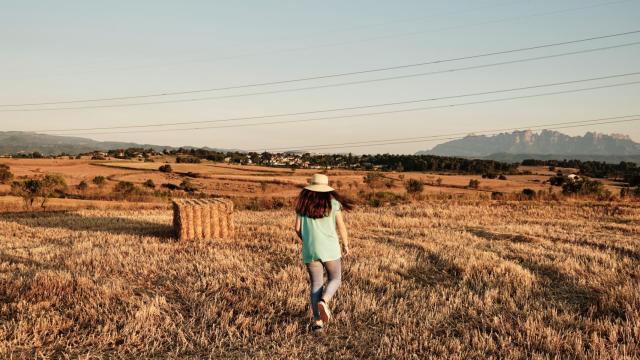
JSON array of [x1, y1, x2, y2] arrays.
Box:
[[1, 0, 639, 154]]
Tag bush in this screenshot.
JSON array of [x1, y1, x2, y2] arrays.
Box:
[[77, 180, 88, 191], [367, 197, 382, 207], [491, 191, 504, 200], [562, 178, 605, 196], [180, 179, 197, 193], [549, 175, 565, 186], [482, 172, 497, 179], [143, 179, 156, 189], [0, 164, 14, 184], [162, 183, 180, 191], [92, 176, 107, 188], [522, 188, 536, 199], [468, 179, 480, 189], [365, 191, 407, 207], [159, 164, 173, 173], [404, 179, 424, 196], [184, 172, 200, 178], [363, 172, 384, 190], [113, 181, 136, 195], [498, 174, 507, 180]]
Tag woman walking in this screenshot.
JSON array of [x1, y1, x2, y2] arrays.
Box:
[[295, 174, 352, 333]]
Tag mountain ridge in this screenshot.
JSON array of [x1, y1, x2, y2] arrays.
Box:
[[417, 129, 640, 162], [0, 131, 240, 155]]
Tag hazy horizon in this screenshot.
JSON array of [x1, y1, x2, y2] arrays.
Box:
[[2, 0, 639, 154]]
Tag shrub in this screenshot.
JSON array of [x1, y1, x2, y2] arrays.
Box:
[[159, 164, 173, 173], [143, 179, 156, 189], [368, 197, 382, 207], [184, 172, 200, 178], [549, 175, 565, 186], [180, 179, 198, 193], [92, 176, 107, 188], [498, 174, 507, 180], [113, 181, 136, 195], [522, 188, 536, 199], [77, 180, 88, 191], [405, 179, 424, 196], [363, 172, 384, 190], [482, 172, 497, 179], [562, 178, 605, 196], [468, 179, 480, 189], [162, 183, 180, 191], [491, 191, 504, 200], [0, 164, 13, 184]]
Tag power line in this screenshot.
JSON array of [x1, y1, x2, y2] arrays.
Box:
[[35, 71, 640, 133], [5, 41, 640, 112], [2, 29, 639, 108], [43, 79, 640, 136], [247, 115, 640, 152], [23, 0, 630, 79]]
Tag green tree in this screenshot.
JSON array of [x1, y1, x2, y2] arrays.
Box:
[[11, 179, 42, 208], [11, 174, 67, 209]]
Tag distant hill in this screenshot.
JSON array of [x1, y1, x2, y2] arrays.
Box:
[[0, 131, 239, 155], [417, 130, 640, 163]]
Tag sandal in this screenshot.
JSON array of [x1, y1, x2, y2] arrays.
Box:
[[318, 299, 332, 323]]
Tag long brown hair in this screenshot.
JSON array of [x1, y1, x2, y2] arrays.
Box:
[[295, 189, 353, 219]]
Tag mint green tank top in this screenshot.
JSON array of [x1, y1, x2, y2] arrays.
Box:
[[299, 199, 342, 264]]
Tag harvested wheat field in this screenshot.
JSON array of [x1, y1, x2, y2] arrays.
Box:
[[1, 200, 639, 359]]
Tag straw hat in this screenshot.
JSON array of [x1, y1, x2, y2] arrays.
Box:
[[304, 174, 334, 192]]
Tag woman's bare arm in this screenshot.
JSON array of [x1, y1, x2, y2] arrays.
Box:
[[336, 212, 350, 256], [294, 215, 303, 241]]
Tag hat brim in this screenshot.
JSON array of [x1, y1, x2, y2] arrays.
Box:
[[304, 184, 334, 192]]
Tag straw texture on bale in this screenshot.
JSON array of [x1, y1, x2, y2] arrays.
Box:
[[173, 198, 234, 240]]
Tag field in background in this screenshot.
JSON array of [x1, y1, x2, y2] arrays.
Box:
[[1, 200, 638, 358], [0, 158, 626, 202]]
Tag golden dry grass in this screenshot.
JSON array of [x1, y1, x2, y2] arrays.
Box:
[[1, 200, 639, 358], [2, 159, 589, 199]]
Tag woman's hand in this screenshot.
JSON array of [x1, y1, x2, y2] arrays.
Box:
[[342, 244, 350, 256]]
